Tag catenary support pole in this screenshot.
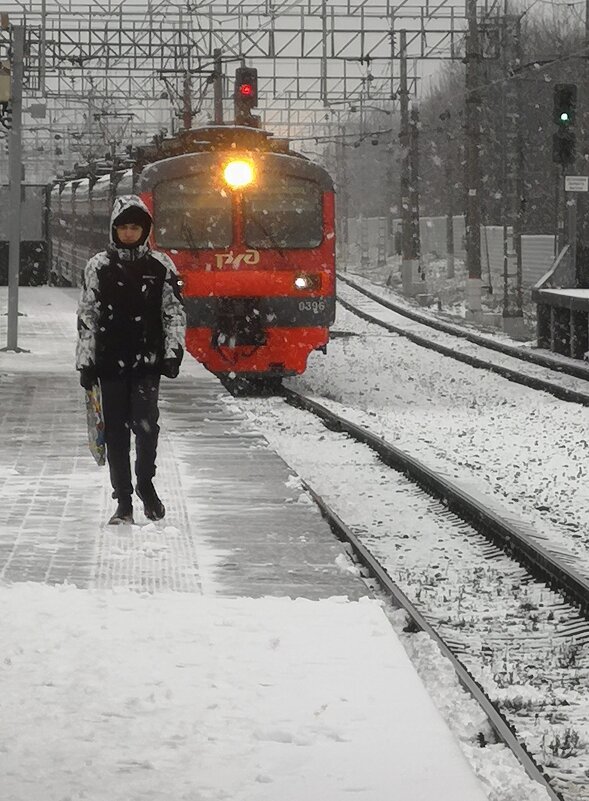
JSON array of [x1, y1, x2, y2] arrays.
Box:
[[182, 70, 192, 131], [321, 0, 327, 105], [514, 15, 524, 315], [576, 0, 589, 286], [3, 25, 25, 353], [39, 0, 46, 95], [409, 102, 421, 278], [464, 0, 482, 316], [500, 15, 509, 317], [445, 130, 455, 278], [337, 124, 349, 267], [213, 49, 223, 124], [399, 30, 418, 295]]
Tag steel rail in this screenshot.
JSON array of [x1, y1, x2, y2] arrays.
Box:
[[336, 293, 589, 408], [281, 387, 589, 617], [302, 481, 564, 801], [338, 272, 589, 382]]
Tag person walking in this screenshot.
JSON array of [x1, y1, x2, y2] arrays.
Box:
[[76, 194, 186, 525]]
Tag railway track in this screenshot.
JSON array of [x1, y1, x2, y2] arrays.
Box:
[[261, 386, 589, 801], [336, 273, 589, 407]]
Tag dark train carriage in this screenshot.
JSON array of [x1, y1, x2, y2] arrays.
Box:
[[0, 183, 49, 285], [49, 167, 135, 287], [90, 174, 113, 252], [54, 181, 74, 284], [48, 181, 62, 283], [71, 178, 90, 284]]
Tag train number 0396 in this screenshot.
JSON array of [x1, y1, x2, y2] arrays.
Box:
[[298, 300, 326, 313]]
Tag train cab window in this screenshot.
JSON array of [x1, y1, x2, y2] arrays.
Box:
[[244, 176, 322, 249], [153, 176, 232, 249]]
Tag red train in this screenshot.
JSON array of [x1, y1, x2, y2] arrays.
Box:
[[49, 125, 336, 388]]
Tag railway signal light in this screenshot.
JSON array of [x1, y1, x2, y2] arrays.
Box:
[[552, 84, 577, 165], [553, 84, 576, 127], [234, 67, 259, 127]]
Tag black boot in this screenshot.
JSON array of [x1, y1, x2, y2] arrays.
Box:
[[108, 496, 134, 526], [136, 482, 165, 521]]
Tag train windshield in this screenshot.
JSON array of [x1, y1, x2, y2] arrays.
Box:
[[243, 176, 322, 249], [153, 177, 232, 249]]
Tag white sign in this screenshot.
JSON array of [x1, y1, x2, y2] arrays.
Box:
[[565, 175, 589, 192]]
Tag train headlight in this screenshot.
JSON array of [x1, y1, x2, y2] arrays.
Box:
[[223, 159, 255, 189], [294, 273, 321, 290]]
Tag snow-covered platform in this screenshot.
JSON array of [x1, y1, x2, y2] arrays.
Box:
[[0, 287, 489, 801], [0, 287, 363, 598]]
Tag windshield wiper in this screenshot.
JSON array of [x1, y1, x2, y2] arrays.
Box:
[[247, 211, 287, 259], [180, 218, 198, 250]]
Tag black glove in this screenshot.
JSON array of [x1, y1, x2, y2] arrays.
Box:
[[79, 367, 97, 390], [161, 358, 180, 379]]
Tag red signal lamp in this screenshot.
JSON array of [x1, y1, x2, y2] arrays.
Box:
[[234, 67, 258, 126]]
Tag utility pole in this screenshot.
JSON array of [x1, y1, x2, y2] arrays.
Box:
[[399, 30, 410, 265], [182, 70, 192, 131], [213, 49, 223, 124], [438, 109, 455, 278], [576, 0, 589, 285], [2, 24, 25, 354], [445, 130, 455, 279], [386, 143, 395, 258], [286, 91, 292, 139], [464, 0, 482, 318], [513, 16, 524, 315], [500, 13, 525, 323], [86, 83, 97, 159], [399, 30, 419, 295], [337, 124, 349, 266], [499, 13, 510, 319], [409, 103, 421, 279]]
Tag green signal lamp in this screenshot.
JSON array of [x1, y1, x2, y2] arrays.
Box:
[[553, 84, 577, 127]]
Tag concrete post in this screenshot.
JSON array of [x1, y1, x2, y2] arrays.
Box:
[[2, 25, 26, 353]]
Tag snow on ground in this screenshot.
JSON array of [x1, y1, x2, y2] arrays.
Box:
[[224, 398, 556, 801], [293, 302, 589, 573], [0, 288, 495, 801], [0, 287, 561, 801], [1, 584, 488, 801]]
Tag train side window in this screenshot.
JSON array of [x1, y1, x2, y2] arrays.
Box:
[[244, 176, 322, 249], [153, 177, 232, 249]]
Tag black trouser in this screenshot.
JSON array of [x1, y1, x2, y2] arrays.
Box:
[[100, 374, 161, 500]]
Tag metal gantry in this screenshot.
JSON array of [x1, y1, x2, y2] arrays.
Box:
[[0, 0, 481, 178], [0, 0, 473, 106]]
